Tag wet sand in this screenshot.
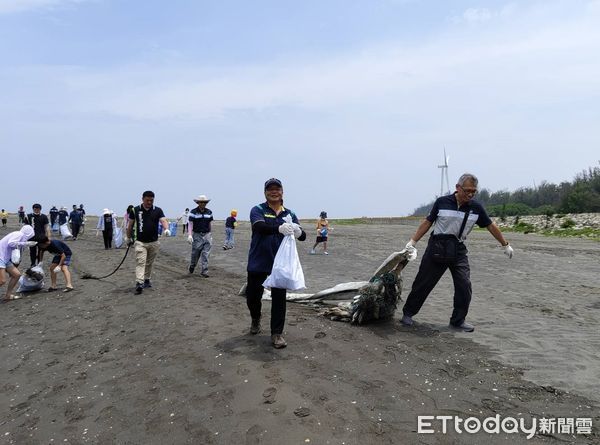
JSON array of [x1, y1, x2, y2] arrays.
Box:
[[0, 220, 598, 444]]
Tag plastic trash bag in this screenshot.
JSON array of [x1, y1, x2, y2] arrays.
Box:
[[11, 248, 21, 266], [17, 265, 45, 292], [168, 221, 177, 236], [113, 227, 124, 248], [60, 223, 73, 240], [263, 217, 306, 291]]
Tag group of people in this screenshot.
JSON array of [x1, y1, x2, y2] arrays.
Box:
[[0, 203, 76, 300], [2, 172, 513, 349]]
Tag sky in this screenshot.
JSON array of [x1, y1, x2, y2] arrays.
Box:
[[1, 0, 599, 219]]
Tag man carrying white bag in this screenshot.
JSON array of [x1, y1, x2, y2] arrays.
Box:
[[246, 178, 307, 349]]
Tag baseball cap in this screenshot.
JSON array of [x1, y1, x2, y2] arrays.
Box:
[[264, 178, 283, 190]]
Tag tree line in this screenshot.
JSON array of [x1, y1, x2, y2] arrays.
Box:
[[412, 163, 600, 217]]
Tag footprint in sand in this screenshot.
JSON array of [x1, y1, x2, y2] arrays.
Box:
[[245, 424, 264, 445], [262, 387, 277, 404]]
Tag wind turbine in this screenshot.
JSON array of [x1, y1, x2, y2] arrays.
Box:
[[438, 148, 450, 196]]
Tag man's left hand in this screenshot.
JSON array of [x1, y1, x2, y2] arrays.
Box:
[[163, 229, 171, 237], [503, 244, 514, 259], [292, 223, 302, 239]]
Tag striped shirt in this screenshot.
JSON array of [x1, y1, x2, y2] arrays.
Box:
[[427, 193, 492, 241]]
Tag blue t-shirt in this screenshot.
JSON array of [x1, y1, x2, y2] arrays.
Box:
[[45, 240, 72, 257], [247, 202, 299, 274], [427, 193, 492, 241], [69, 210, 83, 224]]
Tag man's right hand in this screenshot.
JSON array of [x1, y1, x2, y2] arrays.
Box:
[[404, 239, 418, 261], [127, 238, 135, 247], [187, 235, 193, 244]]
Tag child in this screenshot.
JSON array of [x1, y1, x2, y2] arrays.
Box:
[[37, 237, 74, 292], [311, 211, 331, 255], [223, 209, 237, 249]]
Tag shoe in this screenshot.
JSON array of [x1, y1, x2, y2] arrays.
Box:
[[134, 283, 143, 295], [324, 251, 329, 255], [449, 321, 475, 332], [188, 265, 195, 274], [400, 314, 414, 326], [201, 272, 209, 278], [63, 287, 74, 293], [143, 279, 152, 288], [250, 318, 261, 335], [310, 249, 316, 254], [223, 246, 227, 250], [271, 334, 287, 349], [47, 287, 57, 293]]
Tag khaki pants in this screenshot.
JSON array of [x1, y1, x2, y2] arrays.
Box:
[[134, 240, 160, 284]]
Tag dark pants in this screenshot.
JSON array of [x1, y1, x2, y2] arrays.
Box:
[[1, 219, 6, 226], [30, 245, 38, 266], [103, 229, 113, 249], [71, 223, 81, 239], [402, 240, 472, 326], [246, 272, 286, 335]]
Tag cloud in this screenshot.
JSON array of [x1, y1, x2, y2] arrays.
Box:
[[462, 7, 493, 23], [3, 1, 600, 124], [0, 0, 90, 14]]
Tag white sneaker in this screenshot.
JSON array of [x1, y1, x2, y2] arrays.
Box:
[[310, 249, 316, 254], [324, 251, 329, 255]]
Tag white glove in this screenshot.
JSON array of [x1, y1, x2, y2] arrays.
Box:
[[24, 241, 38, 247], [187, 235, 193, 244], [405, 245, 417, 261], [292, 223, 302, 239], [53, 266, 61, 273], [11, 249, 21, 265], [403, 239, 418, 261], [163, 229, 171, 237], [503, 244, 514, 259], [278, 223, 294, 236]]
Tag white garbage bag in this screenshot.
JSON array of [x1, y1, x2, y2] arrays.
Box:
[[17, 265, 45, 292], [11, 248, 21, 266], [60, 223, 73, 240], [263, 227, 306, 291], [113, 227, 124, 248]]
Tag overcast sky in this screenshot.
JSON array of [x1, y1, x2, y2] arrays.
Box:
[[2, 0, 599, 219]]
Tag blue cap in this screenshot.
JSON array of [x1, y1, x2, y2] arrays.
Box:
[[264, 178, 283, 190]]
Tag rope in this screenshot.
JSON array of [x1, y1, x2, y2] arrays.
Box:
[[81, 244, 131, 280]]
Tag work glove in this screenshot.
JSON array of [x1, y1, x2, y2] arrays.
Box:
[[53, 266, 61, 273], [292, 223, 302, 239], [404, 239, 417, 261], [24, 241, 38, 247], [95, 230, 100, 237], [278, 223, 294, 236], [11, 249, 21, 265], [187, 235, 193, 244], [163, 229, 171, 237], [127, 238, 135, 247], [503, 244, 514, 259]]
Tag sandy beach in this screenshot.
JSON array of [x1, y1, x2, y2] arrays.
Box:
[[0, 219, 598, 444]]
